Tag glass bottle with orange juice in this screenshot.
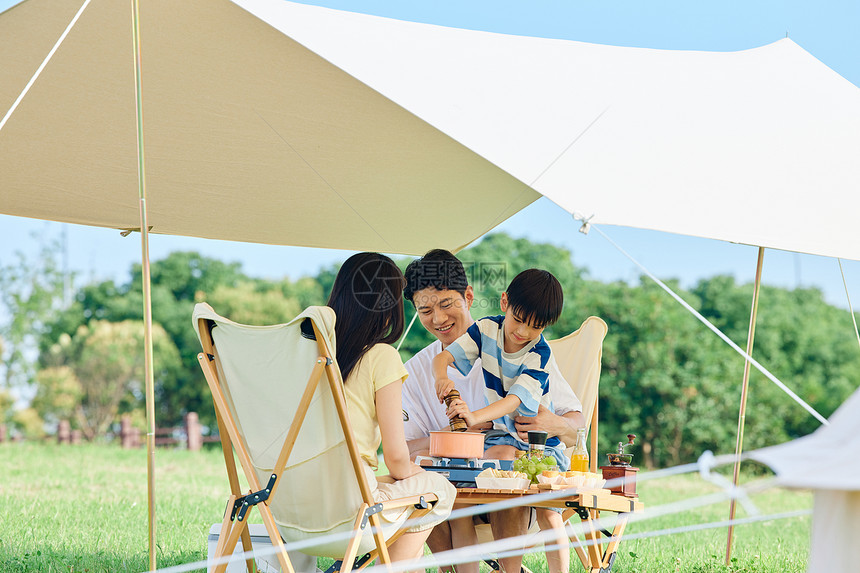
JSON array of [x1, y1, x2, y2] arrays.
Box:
[[570, 427, 589, 472]]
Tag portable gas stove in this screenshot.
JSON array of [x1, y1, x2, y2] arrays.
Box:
[[415, 456, 513, 487]]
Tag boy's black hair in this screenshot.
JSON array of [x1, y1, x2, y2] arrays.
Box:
[[505, 269, 563, 329], [403, 249, 469, 303]]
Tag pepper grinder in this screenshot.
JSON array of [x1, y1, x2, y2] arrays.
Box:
[[527, 430, 548, 459], [444, 389, 468, 432]]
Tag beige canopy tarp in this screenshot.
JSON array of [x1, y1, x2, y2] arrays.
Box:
[[0, 0, 537, 256]]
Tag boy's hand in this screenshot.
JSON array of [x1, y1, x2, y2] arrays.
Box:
[[435, 377, 455, 403], [468, 421, 493, 432], [446, 397, 477, 428]]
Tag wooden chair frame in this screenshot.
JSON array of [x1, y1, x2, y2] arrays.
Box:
[[197, 314, 438, 573]]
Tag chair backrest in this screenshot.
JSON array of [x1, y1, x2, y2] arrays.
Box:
[[193, 303, 376, 555], [548, 316, 608, 469]]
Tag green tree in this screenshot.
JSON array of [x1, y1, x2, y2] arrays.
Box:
[[40, 252, 248, 428], [279, 276, 327, 310], [0, 236, 68, 391], [11, 407, 44, 440], [583, 278, 740, 468], [31, 365, 83, 428], [30, 237, 858, 464], [588, 273, 859, 469], [0, 388, 13, 427], [201, 281, 302, 325], [132, 251, 246, 303], [39, 252, 327, 430], [693, 276, 860, 449], [315, 264, 340, 305], [43, 320, 180, 440]]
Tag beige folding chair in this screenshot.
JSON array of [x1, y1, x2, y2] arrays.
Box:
[[194, 303, 440, 573], [476, 315, 608, 572], [548, 316, 610, 569], [547, 315, 608, 472]]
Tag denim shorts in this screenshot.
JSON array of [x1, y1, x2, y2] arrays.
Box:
[[483, 433, 571, 471]]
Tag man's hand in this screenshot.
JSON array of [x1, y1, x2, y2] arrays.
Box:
[[514, 405, 567, 440], [435, 377, 455, 403]]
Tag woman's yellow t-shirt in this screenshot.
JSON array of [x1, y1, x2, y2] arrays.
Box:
[[343, 343, 408, 469]]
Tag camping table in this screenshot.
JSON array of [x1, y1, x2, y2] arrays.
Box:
[[455, 486, 644, 573]]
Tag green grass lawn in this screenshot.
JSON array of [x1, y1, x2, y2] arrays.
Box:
[[0, 443, 810, 572]]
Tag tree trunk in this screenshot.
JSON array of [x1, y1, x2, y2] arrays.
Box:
[[185, 412, 202, 451]]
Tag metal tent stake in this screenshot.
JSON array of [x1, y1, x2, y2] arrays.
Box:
[[725, 247, 765, 565]]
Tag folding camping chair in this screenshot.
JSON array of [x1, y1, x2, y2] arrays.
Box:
[[194, 303, 440, 573], [548, 315, 607, 471], [548, 316, 612, 569], [476, 316, 609, 572]]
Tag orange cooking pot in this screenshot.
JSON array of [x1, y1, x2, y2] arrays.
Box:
[[429, 430, 485, 459]]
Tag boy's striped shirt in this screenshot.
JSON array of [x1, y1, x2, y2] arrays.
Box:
[[447, 315, 559, 447]]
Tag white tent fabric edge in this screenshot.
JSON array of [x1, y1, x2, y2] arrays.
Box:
[[749, 387, 860, 573]]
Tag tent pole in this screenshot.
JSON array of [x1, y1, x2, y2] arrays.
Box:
[[725, 246, 765, 565], [139, 207, 156, 573], [131, 0, 156, 570]]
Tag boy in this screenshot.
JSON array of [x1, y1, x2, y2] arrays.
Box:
[[434, 268, 569, 470]]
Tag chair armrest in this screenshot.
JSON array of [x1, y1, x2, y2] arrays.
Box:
[[377, 493, 439, 511]]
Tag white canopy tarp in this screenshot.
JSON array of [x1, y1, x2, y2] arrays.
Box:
[[237, 0, 860, 261], [2, 0, 860, 260]]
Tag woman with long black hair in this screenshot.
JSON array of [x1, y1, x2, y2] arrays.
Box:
[[327, 252, 456, 570]]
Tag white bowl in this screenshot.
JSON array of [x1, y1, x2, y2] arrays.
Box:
[[475, 476, 531, 490]]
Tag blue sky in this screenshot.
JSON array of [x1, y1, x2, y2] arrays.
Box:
[[1, 0, 858, 311]]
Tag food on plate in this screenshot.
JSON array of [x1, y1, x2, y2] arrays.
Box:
[[541, 470, 560, 478], [477, 468, 528, 480]]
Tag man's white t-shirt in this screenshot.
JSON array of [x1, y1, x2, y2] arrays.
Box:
[[402, 339, 583, 448]]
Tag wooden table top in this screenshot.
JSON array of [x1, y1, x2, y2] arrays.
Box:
[[455, 486, 644, 513]]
